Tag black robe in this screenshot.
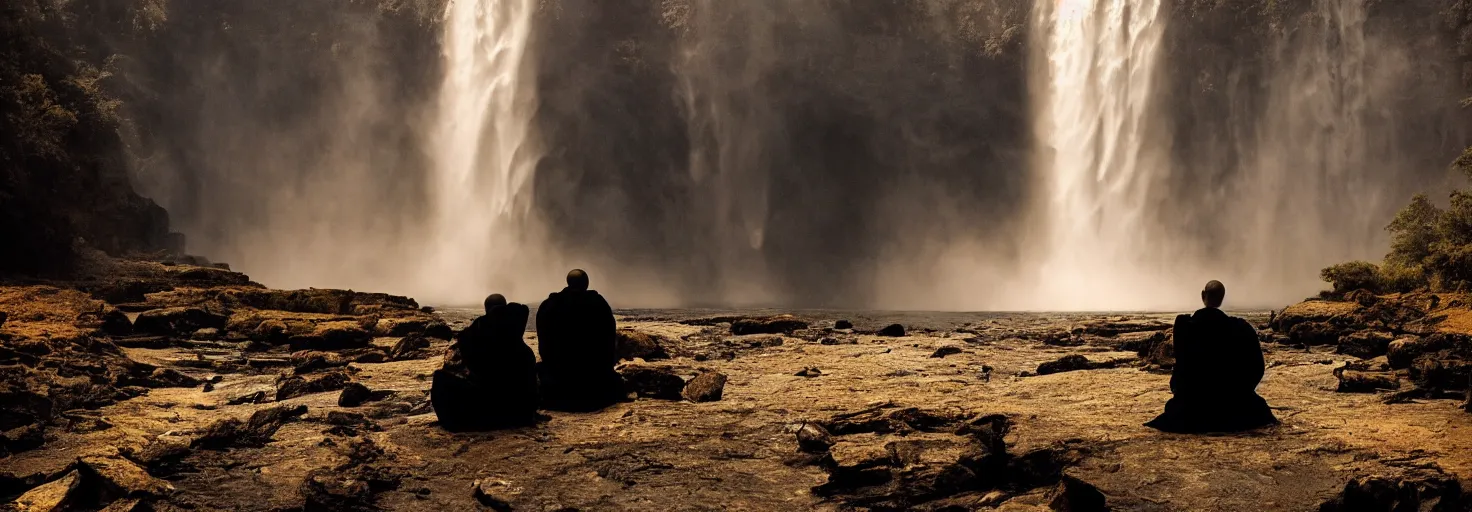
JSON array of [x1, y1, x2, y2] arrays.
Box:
[[431, 303, 538, 431], [1145, 307, 1278, 433], [534, 287, 623, 411]]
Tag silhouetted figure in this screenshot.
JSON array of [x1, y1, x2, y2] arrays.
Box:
[[431, 294, 539, 431], [1146, 281, 1278, 433], [536, 269, 624, 411]]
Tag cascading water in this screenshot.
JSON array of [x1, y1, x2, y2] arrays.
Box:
[[419, 0, 545, 305], [1029, 0, 1172, 310]]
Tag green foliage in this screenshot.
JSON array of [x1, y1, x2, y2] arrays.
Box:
[[1321, 261, 1383, 294], [1326, 166, 1472, 294], [1386, 194, 1441, 267]]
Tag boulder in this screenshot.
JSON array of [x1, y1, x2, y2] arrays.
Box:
[[300, 468, 373, 512], [1046, 475, 1108, 512], [682, 372, 727, 402], [1036, 355, 1097, 375], [877, 324, 907, 337], [277, 371, 353, 401], [254, 319, 289, 342], [1318, 473, 1465, 512], [796, 422, 835, 453], [424, 321, 452, 340], [1274, 300, 1361, 332], [375, 317, 431, 337], [1289, 321, 1345, 346], [339, 382, 373, 407], [132, 307, 228, 337], [194, 405, 308, 449], [191, 327, 221, 341], [77, 455, 175, 499], [618, 365, 686, 400], [1388, 333, 1470, 369], [616, 329, 670, 361], [930, 346, 963, 358], [100, 310, 132, 336], [835, 320, 854, 330], [731, 315, 808, 335], [1337, 331, 1394, 359], [12, 470, 80, 511], [288, 322, 372, 351], [388, 333, 431, 361], [1411, 358, 1472, 391], [1334, 367, 1400, 393]]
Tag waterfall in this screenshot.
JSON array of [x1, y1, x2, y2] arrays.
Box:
[[1230, 0, 1383, 301], [419, 0, 542, 304], [1029, 0, 1171, 310]]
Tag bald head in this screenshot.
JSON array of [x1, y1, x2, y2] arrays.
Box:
[[567, 269, 589, 292], [483, 293, 507, 314], [1201, 280, 1225, 309]]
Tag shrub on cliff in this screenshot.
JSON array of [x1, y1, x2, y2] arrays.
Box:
[[1321, 261, 1384, 294]]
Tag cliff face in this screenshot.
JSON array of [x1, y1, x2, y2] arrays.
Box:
[[0, 0, 173, 274], [5, 0, 1472, 301]]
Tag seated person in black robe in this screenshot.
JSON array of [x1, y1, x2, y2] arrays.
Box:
[[535, 269, 624, 411], [432, 294, 539, 431], [1146, 280, 1278, 433]]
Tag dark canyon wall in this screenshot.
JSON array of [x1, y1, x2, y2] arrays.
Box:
[[5, 0, 1472, 308]]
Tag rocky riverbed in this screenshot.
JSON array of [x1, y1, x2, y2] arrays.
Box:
[[4, 259, 1472, 511]]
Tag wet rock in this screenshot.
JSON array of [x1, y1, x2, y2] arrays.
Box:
[[796, 367, 823, 378], [277, 371, 353, 401], [835, 320, 853, 330], [877, 324, 907, 337], [1036, 355, 1101, 375], [682, 372, 727, 402], [1338, 331, 1395, 359], [1289, 321, 1346, 346], [100, 309, 132, 336], [930, 346, 963, 358], [12, 470, 80, 511], [616, 329, 670, 361], [339, 382, 374, 407], [194, 405, 308, 449], [1046, 475, 1108, 512], [388, 333, 430, 361], [797, 422, 835, 453], [731, 315, 808, 335], [301, 467, 373, 512], [618, 365, 686, 400], [132, 307, 228, 336]]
